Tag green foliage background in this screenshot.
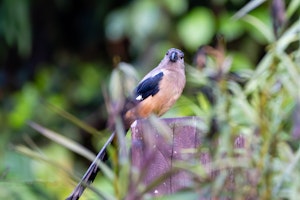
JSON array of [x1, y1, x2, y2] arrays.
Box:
[[1, 0, 300, 199]]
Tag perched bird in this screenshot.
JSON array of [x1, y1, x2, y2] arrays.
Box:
[[66, 48, 186, 200]]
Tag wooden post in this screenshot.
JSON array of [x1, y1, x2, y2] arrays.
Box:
[[130, 117, 255, 199], [131, 116, 205, 196]]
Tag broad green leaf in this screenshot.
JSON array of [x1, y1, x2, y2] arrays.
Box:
[[177, 7, 215, 51]]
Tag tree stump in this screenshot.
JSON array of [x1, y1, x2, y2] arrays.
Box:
[[131, 116, 204, 196]]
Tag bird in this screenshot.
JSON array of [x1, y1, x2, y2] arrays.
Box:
[[66, 48, 186, 200]]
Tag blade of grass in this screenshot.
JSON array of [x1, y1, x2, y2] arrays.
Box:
[[232, 0, 266, 19], [245, 53, 274, 94], [276, 18, 300, 52], [286, 0, 300, 18], [279, 52, 300, 89], [15, 145, 110, 199], [29, 121, 115, 181], [273, 144, 300, 195], [243, 14, 274, 43], [45, 102, 100, 135], [28, 121, 96, 162], [23, 134, 45, 156]]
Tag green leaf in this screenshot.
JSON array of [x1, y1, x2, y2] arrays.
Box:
[[160, 0, 188, 16], [229, 51, 254, 70], [177, 7, 215, 51], [197, 93, 211, 113], [8, 84, 39, 129], [219, 12, 245, 41]]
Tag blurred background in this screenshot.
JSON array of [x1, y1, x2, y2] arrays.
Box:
[[1, 0, 299, 199]]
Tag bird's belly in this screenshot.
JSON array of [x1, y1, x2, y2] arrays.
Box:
[[154, 89, 180, 116], [125, 70, 185, 124]]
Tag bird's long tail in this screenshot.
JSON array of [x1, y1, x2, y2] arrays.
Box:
[[66, 131, 116, 200]]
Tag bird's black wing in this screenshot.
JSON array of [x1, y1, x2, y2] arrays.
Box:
[[134, 72, 164, 101]]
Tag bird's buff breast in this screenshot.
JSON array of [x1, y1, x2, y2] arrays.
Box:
[[135, 70, 185, 117], [124, 67, 185, 126]]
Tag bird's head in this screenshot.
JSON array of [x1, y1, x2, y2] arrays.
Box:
[[166, 48, 184, 63]]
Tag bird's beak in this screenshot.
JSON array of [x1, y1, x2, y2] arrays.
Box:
[[169, 51, 178, 62]]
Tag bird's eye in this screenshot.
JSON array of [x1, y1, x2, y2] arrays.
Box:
[[166, 52, 169, 56]]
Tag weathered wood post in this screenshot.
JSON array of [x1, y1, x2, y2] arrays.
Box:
[[131, 116, 205, 196], [130, 116, 252, 199]]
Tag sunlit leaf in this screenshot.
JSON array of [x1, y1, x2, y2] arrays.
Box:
[[8, 84, 39, 129], [160, 0, 188, 16], [197, 93, 211, 113], [177, 7, 215, 51], [219, 12, 245, 41]]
